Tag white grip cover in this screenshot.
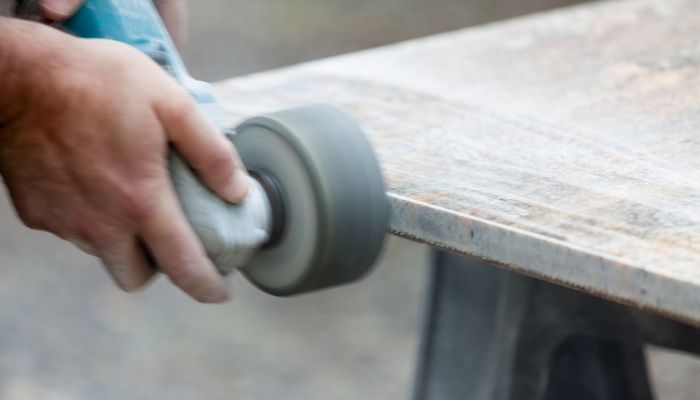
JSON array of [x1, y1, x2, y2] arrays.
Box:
[[168, 152, 271, 275]]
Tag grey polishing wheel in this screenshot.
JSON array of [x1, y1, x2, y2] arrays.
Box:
[[232, 104, 389, 296]]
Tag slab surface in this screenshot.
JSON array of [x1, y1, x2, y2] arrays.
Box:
[[215, 0, 700, 324]]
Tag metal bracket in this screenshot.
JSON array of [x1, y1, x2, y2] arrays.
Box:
[[413, 250, 700, 400]]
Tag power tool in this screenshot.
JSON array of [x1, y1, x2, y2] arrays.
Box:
[[17, 0, 389, 296]]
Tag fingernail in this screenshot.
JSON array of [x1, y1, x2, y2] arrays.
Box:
[[40, 0, 75, 16], [223, 169, 250, 203]]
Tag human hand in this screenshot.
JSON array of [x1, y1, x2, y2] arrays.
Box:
[[22, 0, 187, 46], [0, 20, 248, 302]]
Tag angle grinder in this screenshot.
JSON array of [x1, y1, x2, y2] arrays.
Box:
[[18, 0, 388, 296]]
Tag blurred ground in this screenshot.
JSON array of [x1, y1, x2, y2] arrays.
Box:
[[2, 0, 700, 399]]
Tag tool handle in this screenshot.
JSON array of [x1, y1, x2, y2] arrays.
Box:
[[19, 0, 266, 272]]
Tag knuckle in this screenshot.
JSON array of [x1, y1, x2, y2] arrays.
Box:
[[112, 179, 161, 226], [201, 148, 235, 181], [70, 238, 97, 256], [82, 223, 114, 246], [100, 40, 147, 63], [47, 222, 71, 241], [16, 206, 45, 230], [122, 193, 156, 225], [161, 90, 193, 123]]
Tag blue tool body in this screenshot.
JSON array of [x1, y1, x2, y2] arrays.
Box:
[[63, 0, 228, 129]]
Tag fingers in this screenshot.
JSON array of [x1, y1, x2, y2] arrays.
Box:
[[157, 97, 249, 204], [38, 0, 84, 21], [69, 238, 97, 256], [97, 235, 156, 292], [139, 179, 229, 303]]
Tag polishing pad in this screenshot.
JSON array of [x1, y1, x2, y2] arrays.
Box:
[[232, 104, 389, 296]]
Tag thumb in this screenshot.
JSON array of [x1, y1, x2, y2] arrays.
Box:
[[39, 0, 84, 21], [157, 95, 250, 204]]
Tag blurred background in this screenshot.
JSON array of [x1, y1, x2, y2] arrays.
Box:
[[2, 0, 700, 399]]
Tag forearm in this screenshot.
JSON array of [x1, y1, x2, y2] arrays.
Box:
[[0, 16, 65, 127]]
